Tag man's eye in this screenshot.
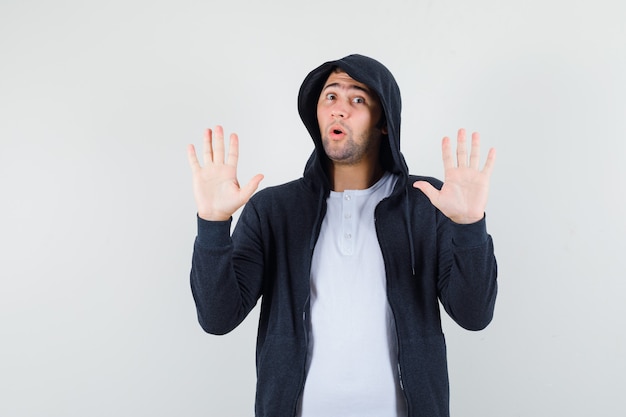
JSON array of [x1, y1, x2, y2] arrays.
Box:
[[326, 93, 336, 100], [352, 97, 365, 104]]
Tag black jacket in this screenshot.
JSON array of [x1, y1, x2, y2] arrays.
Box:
[[191, 54, 498, 417]]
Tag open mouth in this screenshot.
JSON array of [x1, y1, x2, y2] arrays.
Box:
[[329, 124, 346, 138]]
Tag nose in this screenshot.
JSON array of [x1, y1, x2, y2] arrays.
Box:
[[331, 104, 346, 118]]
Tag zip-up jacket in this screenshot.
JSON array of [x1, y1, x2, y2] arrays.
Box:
[[190, 54, 498, 417]]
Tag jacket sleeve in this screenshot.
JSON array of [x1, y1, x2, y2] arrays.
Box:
[[436, 215, 498, 331], [190, 202, 265, 335]]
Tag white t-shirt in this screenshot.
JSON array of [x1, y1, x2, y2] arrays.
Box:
[[297, 172, 407, 417]]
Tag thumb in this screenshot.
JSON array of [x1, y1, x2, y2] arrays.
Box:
[[413, 180, 439, 204], [240, 174, 265, 203]]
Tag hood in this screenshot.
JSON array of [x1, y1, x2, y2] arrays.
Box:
[[298, 54, 418, 273], [297, 54, 409, 190]]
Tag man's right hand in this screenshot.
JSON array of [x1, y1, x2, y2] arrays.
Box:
[[187, 125, 264, 221]]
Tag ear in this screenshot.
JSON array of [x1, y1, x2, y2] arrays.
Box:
[[381, 125, 388, 135]]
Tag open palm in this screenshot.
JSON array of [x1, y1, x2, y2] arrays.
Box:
[[187, 126, 264, 221], [413, 129, 496, 224]]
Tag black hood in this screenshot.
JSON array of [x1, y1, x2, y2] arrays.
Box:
[[297, 54, 419, 272], [297, 54, 409, 190]]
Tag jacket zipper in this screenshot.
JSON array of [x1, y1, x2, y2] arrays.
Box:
[[293, 294, 311, 416], [390, 302, 410, 415], [375, 212, 411, 416]]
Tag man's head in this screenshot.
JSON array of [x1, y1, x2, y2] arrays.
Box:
[[316, 68, 388, 166], [298, 54, 406, 178]]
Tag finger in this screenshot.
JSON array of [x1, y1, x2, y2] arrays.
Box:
[[187, 144, 201, 172], [456, 128, 467, 168], [202, 128, 213, 165], [482, 147, 497, 176], [212, 125, 225, 164], [441, 136, 454, 171], [469, 131, 481, 170], [226, 133, 239, 167]]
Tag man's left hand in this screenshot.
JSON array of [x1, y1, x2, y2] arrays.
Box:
[[413, 128, 496, 224]]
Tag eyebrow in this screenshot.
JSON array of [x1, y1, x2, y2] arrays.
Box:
[[322, 82, 372, 96]]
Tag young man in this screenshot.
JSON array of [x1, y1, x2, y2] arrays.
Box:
[[187, 54, 497, 417]]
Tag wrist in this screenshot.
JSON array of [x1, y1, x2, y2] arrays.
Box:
[[197, 211, 231, 222], [450, 213, 485, 225]]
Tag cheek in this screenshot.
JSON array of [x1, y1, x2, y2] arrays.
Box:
[[359, 112, 377, 129], [316, 105, 326, 123]]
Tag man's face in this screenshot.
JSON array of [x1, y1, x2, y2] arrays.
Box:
[[316, 70, 386, 166]]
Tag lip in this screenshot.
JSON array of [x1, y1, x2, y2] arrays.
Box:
[[328, 123, 346, 140]]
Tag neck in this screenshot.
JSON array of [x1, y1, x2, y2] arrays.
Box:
[[328, 160, 384, 192]]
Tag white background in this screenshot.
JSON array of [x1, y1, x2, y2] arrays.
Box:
[[1, 0, 625, 415]]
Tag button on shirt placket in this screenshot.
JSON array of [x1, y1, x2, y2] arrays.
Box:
[[341, 193, 354, 256]]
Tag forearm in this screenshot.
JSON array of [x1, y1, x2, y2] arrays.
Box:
[[438, 216, 498, 331], [190, 216, 261, 335]]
